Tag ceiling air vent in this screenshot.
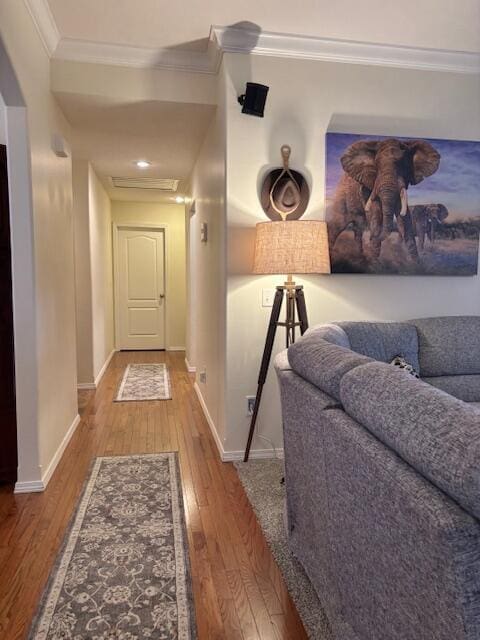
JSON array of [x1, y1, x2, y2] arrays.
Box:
[[111, 177, 180, 191]]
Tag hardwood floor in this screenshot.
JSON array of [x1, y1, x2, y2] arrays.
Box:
[[0, 350, 308, 639]]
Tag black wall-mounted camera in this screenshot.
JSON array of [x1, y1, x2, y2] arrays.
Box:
[[237, 83, 269, 117]]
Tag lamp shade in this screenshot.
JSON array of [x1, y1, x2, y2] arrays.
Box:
[[253, 220, 331, 275]]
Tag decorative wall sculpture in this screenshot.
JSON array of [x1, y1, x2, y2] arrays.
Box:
[[261, 145, 310, 220], [326, 132, 480, 275]]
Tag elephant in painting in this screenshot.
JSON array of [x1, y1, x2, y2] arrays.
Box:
[[328, 138, 441, 261], [411, 204, 449, 251]]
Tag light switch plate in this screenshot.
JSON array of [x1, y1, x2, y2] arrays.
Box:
[[262, 288, 275, 307]]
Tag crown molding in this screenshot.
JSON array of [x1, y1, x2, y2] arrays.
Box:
[[54, 37, 222, 74], [23, 8, 480, 76], [212, 25, 480, 75], [23, 0, 60, 56]]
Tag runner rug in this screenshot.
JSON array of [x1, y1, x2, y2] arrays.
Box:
[[29, 453, 196, 640], [115, 363, 172, 401]]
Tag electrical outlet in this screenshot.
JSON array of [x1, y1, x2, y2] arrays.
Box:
[[262, 288, 275, 307], [246, 395, 256, 416], [199, 368, 207, 384]]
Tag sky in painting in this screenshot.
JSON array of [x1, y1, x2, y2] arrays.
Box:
[[326, 133, 480, 220]]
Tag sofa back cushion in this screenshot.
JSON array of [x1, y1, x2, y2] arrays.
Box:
[[408, 316, 480, 377], [424, 375, 480, 403], [340, 361, 480, 520], [288, 334, 372, 401], [338, 321, 420, 372]]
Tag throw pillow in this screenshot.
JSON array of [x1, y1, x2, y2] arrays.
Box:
[[390, 355, 420, 378]]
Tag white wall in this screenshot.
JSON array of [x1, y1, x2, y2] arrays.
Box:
[[112, 201, 186, 350], [224, 53, 480, 455], [0, 3, 78, 485], [88, 165, 114, 379], [187, 69, 227, 448]]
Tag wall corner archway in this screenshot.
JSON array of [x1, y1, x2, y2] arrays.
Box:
[[0, 36, 41, 490]]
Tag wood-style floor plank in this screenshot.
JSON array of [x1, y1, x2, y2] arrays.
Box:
[[0, 351, 308, 639]]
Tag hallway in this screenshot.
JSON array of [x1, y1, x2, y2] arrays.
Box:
[[0, 351, 307, 640]]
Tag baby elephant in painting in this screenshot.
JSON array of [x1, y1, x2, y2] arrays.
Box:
[[328, 138, 441, 261], [411, 204, 449, 251]]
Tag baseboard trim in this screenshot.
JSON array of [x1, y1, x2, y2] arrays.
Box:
[[94, 349, 116, 387], [77, 350, 116, 391], [192, 382, 283, 462], [167, 346, 186, 352], [41, 414, 81, 489], [193, 382, 224, 459], [222, 448, 284, 461], [185, 357, 196, 373], [14, 413, 81, 494], [14, 479, 45, 493], [77, 382, 96, 390]]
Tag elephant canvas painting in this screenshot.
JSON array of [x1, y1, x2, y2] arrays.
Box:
[[326, 133, 480, 275]]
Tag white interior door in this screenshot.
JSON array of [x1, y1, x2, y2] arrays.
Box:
[[116, 227, 166, 350]]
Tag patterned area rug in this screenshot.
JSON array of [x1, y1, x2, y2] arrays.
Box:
[[115, 364, 172, 402], [29, 454, 196, 640]]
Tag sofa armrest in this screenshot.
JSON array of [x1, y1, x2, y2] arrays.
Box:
[[274, 349, 291, 372]]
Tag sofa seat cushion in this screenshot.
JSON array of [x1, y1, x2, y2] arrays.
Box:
[[408, 316, 480, 377], [340, 361, 480, 520], [288, 334, 372, 401], [337, 321, 420, 372], [424, 375, 480, 403]]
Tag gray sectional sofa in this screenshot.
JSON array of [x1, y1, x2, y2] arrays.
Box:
[[275, 316, 480, 640]]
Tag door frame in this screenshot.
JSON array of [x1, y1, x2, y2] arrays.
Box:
[[113, 222, 169, 351]]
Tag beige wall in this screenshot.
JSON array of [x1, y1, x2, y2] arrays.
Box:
[[187, 72, 227, 446], [73, 159, 94, 383], [111, 201, 186, 350], [89, 166, 114, 377], [224, 53, 480, 455], [72, 162, 114, 384], [52, 59, 217, 107], [0, 3, 78, 484]]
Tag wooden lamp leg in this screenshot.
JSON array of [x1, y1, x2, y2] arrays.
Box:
[[243, 287, 284, 462], [243, 285, 310, 462], [295, 287, 309, 336]]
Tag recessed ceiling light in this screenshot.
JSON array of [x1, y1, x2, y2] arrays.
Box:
[[136, 160, 151, 168], [175, 196, 185, 203]]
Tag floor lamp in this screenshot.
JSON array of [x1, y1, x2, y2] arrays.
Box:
[[244, 219, 331, 462]]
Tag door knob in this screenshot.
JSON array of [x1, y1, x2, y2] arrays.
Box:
[[159, 293, 165, 299]]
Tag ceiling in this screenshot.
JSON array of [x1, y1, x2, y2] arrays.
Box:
[[55, 93, 215, 201], [48, 1, 478, 201], [47, 0, 480, 53]]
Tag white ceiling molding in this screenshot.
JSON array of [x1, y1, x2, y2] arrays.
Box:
[[213, 25, 480, 75], [54, 37, 222, 74], [23, 0, 60, 56], [52, 26, 480, 75], [23, 7, 480, 76]]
